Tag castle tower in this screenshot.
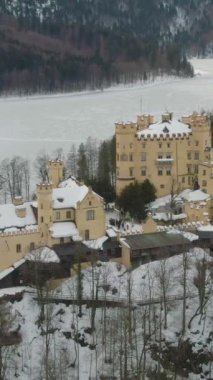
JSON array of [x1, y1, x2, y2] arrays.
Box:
[[48, 160, 64, 188], [115, 121, 137, 195], [181, 113, 211, 161], [37, 183, 53, 246], [137, 114, 154, 131]]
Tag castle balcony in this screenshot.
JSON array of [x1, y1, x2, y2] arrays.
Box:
[[156, 158, 174, 165]]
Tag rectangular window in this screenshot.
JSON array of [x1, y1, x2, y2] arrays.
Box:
[[160, 184, 165, 189], [195, 140, 199, 146], [87, 210, 95, 221], [166, 170, 171, 176], [85, 229, 90, 240], [129, 167, 134, 176], [194, 152, 199, 160], [56, 211, 60, 220], [129, 153, 133, 161], [158, 155, 163, 159], [30, 242, 35, 251], [158, 169, 163, 176], [159, 143, 162, 148], [187, 165, 191, 174], [202, 180, 207, 187], [167, 143, 170, 148], [187, 152, 191, 160], [182, 177, 185, 183], [141, 168, 146, 176], [166, 155, 171, 159], [16, 244, 21, 253], [141, 152, 146, 161], [66, 211, 71, 219], [142, 142, 146, 149], [41, 216, 44, 223], [194, 165, 198, 174]]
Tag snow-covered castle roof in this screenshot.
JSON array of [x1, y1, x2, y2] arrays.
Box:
[[52, 177, 89, 209], [137, 119, 191, 139], [0, 203, 37, 231]]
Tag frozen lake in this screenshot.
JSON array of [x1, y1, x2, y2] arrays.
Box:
[[0, 58, 212, 161]]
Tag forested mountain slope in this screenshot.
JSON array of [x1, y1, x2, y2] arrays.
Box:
[[0, 0, 212, 94]]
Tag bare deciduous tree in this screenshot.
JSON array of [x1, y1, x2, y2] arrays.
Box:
[[34, 151, 50, 183], [0, 156, 31, 201], [0, 300, 21, 379]]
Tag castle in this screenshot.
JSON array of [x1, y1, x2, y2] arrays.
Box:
[[0, 160, 105, 271], [115, 112, 213, 199]]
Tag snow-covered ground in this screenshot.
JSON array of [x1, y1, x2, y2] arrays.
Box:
[[0, 59, 212, 162], [1, 247, 212, 379]]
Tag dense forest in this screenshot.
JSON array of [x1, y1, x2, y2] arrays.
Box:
[[1, 0, 212, 93]]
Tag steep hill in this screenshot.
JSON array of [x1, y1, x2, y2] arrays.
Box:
[[1, 247, 213, 379], [0, 0, 212, 94]]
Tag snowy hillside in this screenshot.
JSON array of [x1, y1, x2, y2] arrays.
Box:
[[1, 247, 212, 379]]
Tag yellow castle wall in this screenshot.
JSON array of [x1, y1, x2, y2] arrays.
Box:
[[76, 191, 105, 240], [52, 208, 75, 222], [0, 231, 41, 271], [116, 114, 211, 198], [0, 160, 106, 271]]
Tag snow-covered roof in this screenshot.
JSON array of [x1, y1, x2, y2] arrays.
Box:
[[83, 236, 108, 250], [150, 194, 173, 209], [150, 189, 210, 212], [50, 222, 81, 240], [53, 177, 89, 209], [0, 202, 37, 230], [197, 224, 213, 232], [0, 265, 18, 280], [0, 259, 25, 280], [25, 247, 60, 263], [167, 229, 198, 242], [153, 212, 187, 221], [106, 228, 117, 238], [137, 119, 191, 139], [180, 189, 210, 202]]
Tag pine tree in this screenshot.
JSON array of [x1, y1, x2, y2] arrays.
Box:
[[77, 143, 88, 182]]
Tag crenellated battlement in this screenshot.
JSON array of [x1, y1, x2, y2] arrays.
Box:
[[48, 159, 63, 166], [137, 114, 154, 130], [37, 183, 53, 191], [138, 132, 192, 141], [115, 112, 212, 198], [181, 113, 210, 128], [115, 122, 136, 134], [0, 226, 39, 238]]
